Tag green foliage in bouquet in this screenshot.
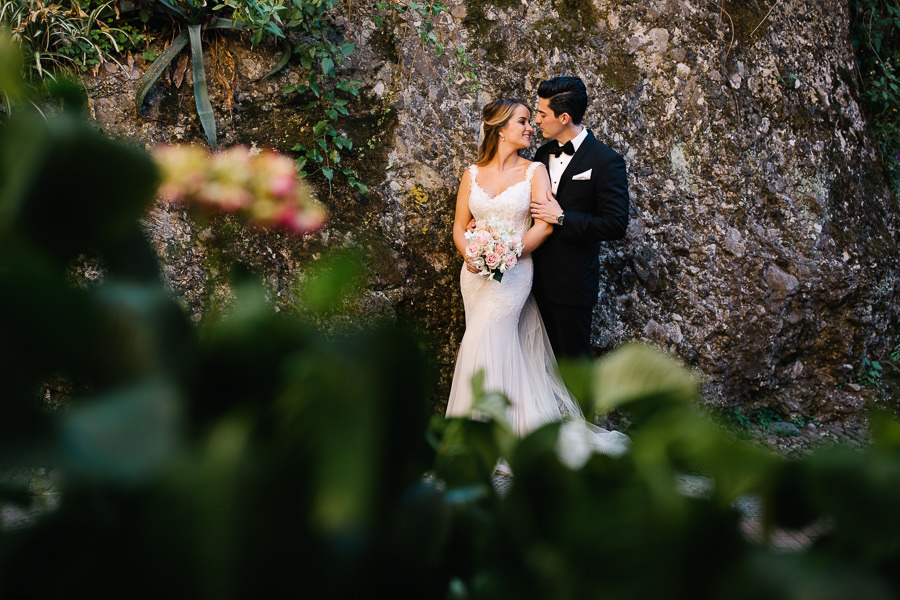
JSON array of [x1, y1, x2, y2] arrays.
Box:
[[4, 76, 900, 600]]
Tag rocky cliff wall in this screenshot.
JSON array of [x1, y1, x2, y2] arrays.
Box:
[[87, 0, 900, 419]]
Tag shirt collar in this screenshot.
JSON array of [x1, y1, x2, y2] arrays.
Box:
[[570, 126, 588, 153]]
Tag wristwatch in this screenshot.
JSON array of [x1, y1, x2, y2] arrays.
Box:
[[556, 211, 565, 226]]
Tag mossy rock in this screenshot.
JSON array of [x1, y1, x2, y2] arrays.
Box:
[[598, 48, 641, 92], [553, 0, 600, 28], [725, 0, 773, 42]]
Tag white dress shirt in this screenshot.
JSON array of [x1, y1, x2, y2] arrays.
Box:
[[548, 125, 588, 195]]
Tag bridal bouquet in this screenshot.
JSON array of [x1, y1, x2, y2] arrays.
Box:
[[464, 217, 524, 282]]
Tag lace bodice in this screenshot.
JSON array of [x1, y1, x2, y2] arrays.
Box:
[[468, 162, 539, 236]]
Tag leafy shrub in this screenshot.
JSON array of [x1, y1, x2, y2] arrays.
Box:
[[0, 0, 143, 82], [853, 0, 900, 201]]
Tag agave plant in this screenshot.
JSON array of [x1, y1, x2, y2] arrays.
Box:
[[135, 0, 289, 151]]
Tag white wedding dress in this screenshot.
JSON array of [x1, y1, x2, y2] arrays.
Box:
[[446, 162, 628, 467]]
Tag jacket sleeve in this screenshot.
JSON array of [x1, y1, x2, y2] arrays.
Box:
[[557, 151, 629, 244]]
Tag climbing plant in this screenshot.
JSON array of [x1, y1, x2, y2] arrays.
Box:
[[370, 0, 480, 92], [853, 0, 900, 202], [275, 0, 366, 193], [280, 0, 480, 193], [852, 0, 900, 404], [3, 0, 480, 192], [82, 0, 366, 191]]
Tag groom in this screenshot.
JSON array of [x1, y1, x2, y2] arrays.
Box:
[[530, 76, 630, 360]]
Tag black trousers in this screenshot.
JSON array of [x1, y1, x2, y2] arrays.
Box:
[[533, 294, 593, 361]]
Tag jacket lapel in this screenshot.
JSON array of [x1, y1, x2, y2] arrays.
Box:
[[555, 130, 595, 202]]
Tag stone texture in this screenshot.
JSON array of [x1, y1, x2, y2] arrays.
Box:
[[770, 421, 801, 437], [83, 0, 899, 419]]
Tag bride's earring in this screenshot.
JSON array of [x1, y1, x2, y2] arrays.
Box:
[[500, 133, 506, 142]]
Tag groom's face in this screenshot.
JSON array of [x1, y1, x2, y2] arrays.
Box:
[[535, 97, 566, 142]]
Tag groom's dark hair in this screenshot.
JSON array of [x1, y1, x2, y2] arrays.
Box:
[[537, 76, 587, 125]]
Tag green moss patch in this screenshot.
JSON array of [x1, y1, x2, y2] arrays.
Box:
[[553, 0, 600, 29], [598, 48, 641, 92], [724, 0, 772, 42]]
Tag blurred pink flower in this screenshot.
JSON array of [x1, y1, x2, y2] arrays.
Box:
[[268, 174, 295, 198], [275, 203, 327, 234], [152, 144, 326, 235]]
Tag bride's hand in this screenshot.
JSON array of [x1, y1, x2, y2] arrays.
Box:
[[466, 218, 476, 233], [465, 258, 480, 274]]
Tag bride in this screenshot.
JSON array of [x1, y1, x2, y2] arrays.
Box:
[[446, 98, 628, 470]]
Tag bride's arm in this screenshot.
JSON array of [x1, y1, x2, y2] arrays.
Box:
[[453, 168, 476, 261], [521, 164, 553, 257]]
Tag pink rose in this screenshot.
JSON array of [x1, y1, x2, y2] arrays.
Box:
[[504, 254, 518, 271], [485, 252, 501, 269], [494, 241, 508, 255], [475, 230, 492, 246], [465, 243, 480, 258]]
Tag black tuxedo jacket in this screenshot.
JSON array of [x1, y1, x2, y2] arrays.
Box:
[[532, 130, 629, 307]]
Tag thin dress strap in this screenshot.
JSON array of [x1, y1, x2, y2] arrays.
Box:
[[525, 162, 541, 198], [468, 164, 479, 179]]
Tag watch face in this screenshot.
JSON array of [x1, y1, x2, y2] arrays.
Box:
[[557, 214, 564, 225]]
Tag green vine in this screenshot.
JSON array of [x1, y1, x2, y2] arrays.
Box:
[[282, 0, 477, 194], [3, 0, 481, 193], [853, 0, 900, 202], [852, 0, 900, 405], [273, 0, 367, 194], [371, 0, 479, 93]]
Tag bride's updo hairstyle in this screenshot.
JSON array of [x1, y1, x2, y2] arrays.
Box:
[[475, 97, 530, 166]]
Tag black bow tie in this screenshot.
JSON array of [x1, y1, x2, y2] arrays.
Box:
[[548, 140, 575, 157]]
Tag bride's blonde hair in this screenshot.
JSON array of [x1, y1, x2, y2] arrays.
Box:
[[475, 97, 530, 166]]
